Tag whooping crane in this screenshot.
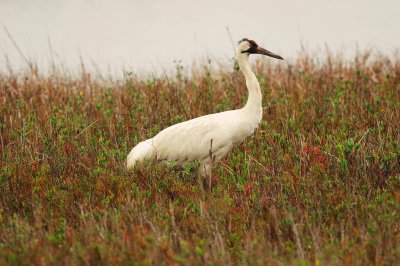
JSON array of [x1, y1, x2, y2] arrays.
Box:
[[127, 38, 283, 177]]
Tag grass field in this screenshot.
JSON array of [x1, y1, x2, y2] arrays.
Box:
[[1, 51, 399, 265]]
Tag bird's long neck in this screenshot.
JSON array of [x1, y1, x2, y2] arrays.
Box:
[[237, 53, 263, 118]]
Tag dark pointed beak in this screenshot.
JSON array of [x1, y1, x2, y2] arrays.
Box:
[[257, 47, 284, 60]]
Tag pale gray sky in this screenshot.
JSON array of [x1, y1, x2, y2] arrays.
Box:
[[1, 0, 399, 75]]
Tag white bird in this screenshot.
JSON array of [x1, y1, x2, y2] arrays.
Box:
[[127, 38, 283, 177]]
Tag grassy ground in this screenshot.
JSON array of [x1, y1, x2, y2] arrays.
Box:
[[0, 52, 399, 265]]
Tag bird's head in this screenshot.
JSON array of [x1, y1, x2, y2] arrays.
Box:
[[236, 38, 283, 60]]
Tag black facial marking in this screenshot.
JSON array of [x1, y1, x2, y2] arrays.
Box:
[[244, 46, 258, 54], [239, 38, 259, 54], [248, 40, 258, 47]]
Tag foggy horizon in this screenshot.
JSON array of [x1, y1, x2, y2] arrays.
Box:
[[1, 0, 399, 76]]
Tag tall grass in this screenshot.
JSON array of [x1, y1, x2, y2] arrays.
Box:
[[0, 51, 399, 265]]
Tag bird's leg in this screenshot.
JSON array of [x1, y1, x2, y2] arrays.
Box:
[[208, 139, 214, 192], [208, 139, 215, 193], [198, 164, 211, 191]]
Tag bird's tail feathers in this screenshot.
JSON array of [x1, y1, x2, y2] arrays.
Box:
[[126, 139, 156, 169]]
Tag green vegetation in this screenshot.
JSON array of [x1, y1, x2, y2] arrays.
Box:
[[0, 52, 399, 265]]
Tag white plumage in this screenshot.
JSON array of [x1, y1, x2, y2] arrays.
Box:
[[127, 38, 283, 176]]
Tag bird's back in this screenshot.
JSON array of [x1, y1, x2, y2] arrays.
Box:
[[151, 108, 259, 165]]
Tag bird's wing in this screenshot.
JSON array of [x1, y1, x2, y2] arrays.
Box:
[[152, 110, 242, 164]]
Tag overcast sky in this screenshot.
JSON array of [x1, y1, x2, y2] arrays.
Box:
[[1, 0, 399, 75]]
